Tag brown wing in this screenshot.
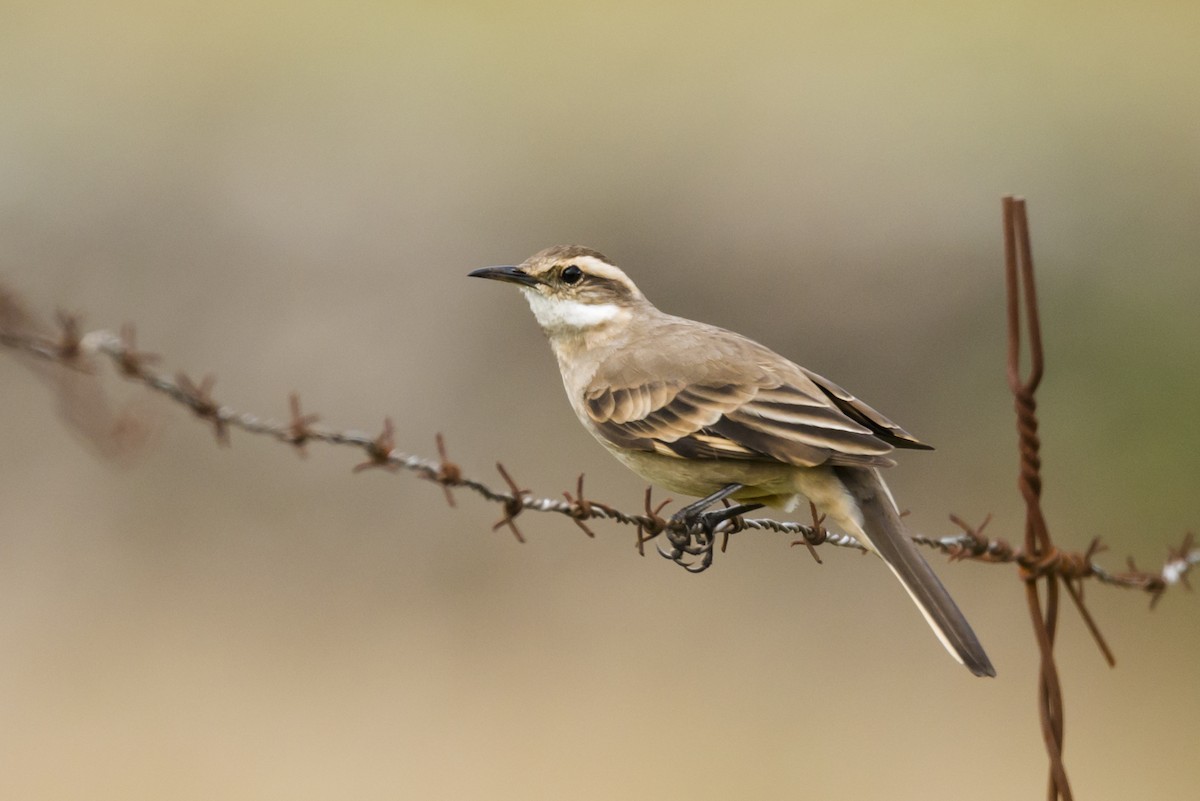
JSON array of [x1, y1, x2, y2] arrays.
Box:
[[584, 377, 914, 468], [581, 314, 932, 468], [798, 366, 934, 452]]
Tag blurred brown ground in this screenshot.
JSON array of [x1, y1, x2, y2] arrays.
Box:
[[2, 2, 1198, 799]]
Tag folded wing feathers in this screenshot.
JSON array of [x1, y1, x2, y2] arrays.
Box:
[[586, 376, 903, 467], [752, 384, 830, 407], [799, 367, 934, 451], [725, 410, 888, 455], [747, 398, 877, 434]]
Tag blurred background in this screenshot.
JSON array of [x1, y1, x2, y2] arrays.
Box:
[[2, 2, 1198, 799]]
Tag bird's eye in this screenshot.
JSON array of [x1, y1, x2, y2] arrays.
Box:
[[561, 264, 584, 285]]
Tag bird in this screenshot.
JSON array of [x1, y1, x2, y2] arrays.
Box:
[[469, 245, 995, 677]]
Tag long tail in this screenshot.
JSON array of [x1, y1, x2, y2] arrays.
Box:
[[833, 467, 995, 677]]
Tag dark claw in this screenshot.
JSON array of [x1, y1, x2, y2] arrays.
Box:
[[657, 542, 703, 571], [659, 500, 763, 573], [657, 514, 717, 571]]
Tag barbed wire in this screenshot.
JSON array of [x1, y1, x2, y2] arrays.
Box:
[[1, 292, 1194, 599]]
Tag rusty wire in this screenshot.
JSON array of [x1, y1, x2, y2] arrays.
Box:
[[1005, 196, 1073, 801], [1, 278, 1195, 600]]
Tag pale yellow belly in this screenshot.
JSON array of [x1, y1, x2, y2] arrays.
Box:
[[596, 441, 870, 546], [601, 444, 803, 511]]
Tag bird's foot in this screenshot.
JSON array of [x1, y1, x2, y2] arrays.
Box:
[[657, 513, 717, 573], [657, 503, 763, 574]]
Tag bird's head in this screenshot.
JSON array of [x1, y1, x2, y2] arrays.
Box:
[[469, 245, 647, 336]]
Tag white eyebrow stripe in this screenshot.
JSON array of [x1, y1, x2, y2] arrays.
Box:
[[568, 256, 642, 298]]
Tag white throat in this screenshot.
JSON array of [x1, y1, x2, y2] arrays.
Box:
[[521, 289, 624, 332]]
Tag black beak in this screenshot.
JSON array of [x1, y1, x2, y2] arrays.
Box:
[[468, 265, 544, 288]]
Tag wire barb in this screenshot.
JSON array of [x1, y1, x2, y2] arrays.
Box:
[[175, 372, 229, 446], [116, 323, 159, 378], [491, 462, 528, 543], [286, 392, 319, 456], [433, 432, 462, 507], [352, 417, 399, 473], [789, 502, 826, 564], [636, 486, 671, 556], [55, 310, 85, 365], [561, 474, 599, 538]]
